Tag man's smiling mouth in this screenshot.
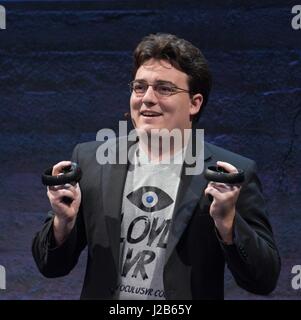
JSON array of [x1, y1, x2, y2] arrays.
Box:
[[140, 110, 163, 117]]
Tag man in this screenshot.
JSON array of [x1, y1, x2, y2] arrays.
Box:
[[32, 33, 281, 300]]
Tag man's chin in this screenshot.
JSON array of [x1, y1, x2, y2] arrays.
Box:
[[136, 124, 168, 135]]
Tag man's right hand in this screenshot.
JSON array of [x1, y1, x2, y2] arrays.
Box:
[[47, 161, 82, 246]]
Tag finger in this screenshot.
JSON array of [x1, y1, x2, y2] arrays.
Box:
[[207, 181, 234, 191], [48, 184, 73, 192], [52, 161, 72, 176], [204, 186, 210, 196], [204, 186, 222, 200], [208, 181, 229, 188], [48, 188, 78, 202], [208, 179, 242, 192], [205, 183, 239, 200], [48, 185, 67, 191], [48, 189, 76, 201], [210, 182, 238, 192], [216, 161, 238, 173], [204, 184, 217, 197], [48, 182, 79, 194]]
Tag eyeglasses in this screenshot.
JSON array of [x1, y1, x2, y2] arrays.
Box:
[[129, 80, 190, 97]]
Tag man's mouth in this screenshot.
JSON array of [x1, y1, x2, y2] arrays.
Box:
[[140, 111, 163, 117]]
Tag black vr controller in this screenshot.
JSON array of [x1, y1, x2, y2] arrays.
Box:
[[204, 165, 245, 202], [41, 162, 82, 187], [204, 166, 245, 184]]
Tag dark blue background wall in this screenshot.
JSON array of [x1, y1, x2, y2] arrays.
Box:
[[0, 0, 300, 299]]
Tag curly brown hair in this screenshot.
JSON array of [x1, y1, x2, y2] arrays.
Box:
[[133, 33, 212, 122]]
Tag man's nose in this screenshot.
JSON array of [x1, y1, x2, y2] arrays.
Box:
[[141, 85, 158, 105]]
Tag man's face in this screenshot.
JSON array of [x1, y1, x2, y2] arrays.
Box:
[[130, 59, 202, 134]]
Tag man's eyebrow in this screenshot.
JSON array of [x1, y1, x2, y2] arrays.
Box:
[[134, 79, 176, 86], [133, 79, 147, 83]]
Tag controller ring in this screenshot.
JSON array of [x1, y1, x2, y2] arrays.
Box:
[[204, 166, 245, 184], [41, 162, 82, 186]]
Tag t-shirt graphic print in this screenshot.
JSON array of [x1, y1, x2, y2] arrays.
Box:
[[115, 147, 183, 300]]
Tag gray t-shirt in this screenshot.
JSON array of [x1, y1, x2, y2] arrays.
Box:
[[115, 145, 183, 300]]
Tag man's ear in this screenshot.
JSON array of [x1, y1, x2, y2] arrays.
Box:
[[190, 93, 203, 116]]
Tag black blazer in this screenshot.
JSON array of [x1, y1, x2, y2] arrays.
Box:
[[32, 137, 281, 300]]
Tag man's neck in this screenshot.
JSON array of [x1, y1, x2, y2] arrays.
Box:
[[137, 128, 192, 163]]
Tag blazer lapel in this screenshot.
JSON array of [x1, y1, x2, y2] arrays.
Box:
[[102, 137, 137, 271], [165, 142, 213, 264]]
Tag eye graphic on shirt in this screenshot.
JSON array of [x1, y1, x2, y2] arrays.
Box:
[[127, 186, 173, 213]]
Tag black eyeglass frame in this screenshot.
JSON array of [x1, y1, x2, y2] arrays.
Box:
[[129, 80, 191, 97]]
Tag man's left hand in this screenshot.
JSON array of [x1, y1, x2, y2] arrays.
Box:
[[204, 161, 242, 244]]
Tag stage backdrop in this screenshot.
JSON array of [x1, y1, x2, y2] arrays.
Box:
[[0, 0, 300, 299]]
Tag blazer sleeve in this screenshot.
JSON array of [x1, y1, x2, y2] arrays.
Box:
[[32, 144, 87, 277], [218, 160, 281, 295]]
